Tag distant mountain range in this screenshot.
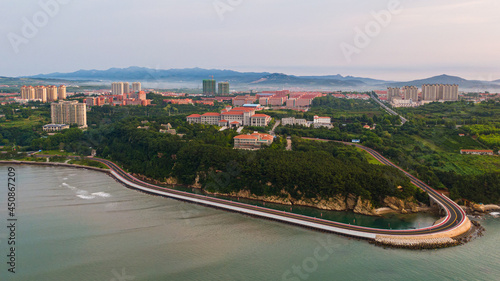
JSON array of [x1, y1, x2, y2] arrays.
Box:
[[23, 67, 500, 91]]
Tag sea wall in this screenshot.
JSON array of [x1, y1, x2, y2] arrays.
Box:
[[0, 160, 111, 174]]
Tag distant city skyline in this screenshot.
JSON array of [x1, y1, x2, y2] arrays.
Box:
[[1, 0, 499, 81]]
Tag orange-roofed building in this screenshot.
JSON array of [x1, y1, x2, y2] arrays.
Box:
[[234, 132, 274, 149]]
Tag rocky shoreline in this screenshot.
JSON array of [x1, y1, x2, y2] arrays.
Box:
[[203, 189, 439, 217]]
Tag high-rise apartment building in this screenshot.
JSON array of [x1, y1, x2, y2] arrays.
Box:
[[132, 82, 141, 93], [422, 84, 458, 101], [35, 86, 47, 103], [51, 101, 87, 128], [58, 85, 67, 100], [387, 87, 400, 101], [112, 82, 124, 95], [441, 84, 459, 101], [47, 85, 58, 102], [21, 86, 35, 100], [402, 86, 418, 101], [123, 82, 130, 94], [21, 85, 65, 102], [218, 82, 230, 96], [203, 79, 216, 95]]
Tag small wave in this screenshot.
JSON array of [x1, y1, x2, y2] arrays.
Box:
[[63, 177, 68, 180], [76, 190, 89, 195], [62, 183, 77, 190], [92, 192, 111, 198], [77, 195, 96, 200], [490, 212, 500, 217]]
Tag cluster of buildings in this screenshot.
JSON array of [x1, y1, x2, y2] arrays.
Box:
[[85, 82, 151, 106], [258, 91, 324, 108], [281, 116, 333, 128], [384, 84, 459, 107], [20, 85, 67, 103], [187, 105, 271, 127], [228, 91, 324, 109], [331, 93, 371, 100], [85, 91, 151, 107], [163, 99, 215, 106], [43, 101, 87, 131], [461, 93, 500, 103], [203, 79, 230, 96], [111, 82, 142, 95]]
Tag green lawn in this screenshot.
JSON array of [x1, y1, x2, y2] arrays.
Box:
[[355, 147, 384, 165], [68, 159, 109, 169], [418, 153, 500, 175], [0, 115, 48, 129], [37, 150, 78, 156]]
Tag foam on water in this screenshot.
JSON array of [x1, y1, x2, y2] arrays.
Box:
[[62, 183, 77, 190], [92, 192, 111, 198], [62, 182, 110, 200], [77, 194, 96, 200]]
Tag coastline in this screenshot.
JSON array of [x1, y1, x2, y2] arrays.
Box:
[[1, 159, 487, 249], [3, 160, 498, 219], [0, 160, 436, 217], [0, 160, 111, 174]]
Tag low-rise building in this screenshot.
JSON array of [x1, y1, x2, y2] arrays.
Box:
[[250, 114, 272, 127], [282, 117, 308, 127], [43, 124, 70, 132], [201, 113, 221, 125], [460, 149, 494, 156], [186, 114, 202, 124], [313, 116, 331, 124], [234, 132, 274, 150]]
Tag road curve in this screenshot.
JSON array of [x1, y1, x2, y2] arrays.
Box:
[[89, 142, 469, 240]]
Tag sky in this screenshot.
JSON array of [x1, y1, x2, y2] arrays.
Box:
[[1, 0, 499, 81]]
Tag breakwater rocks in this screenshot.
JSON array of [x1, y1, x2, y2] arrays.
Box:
[[372, 237, 460, 249], [454, 220, 485, 245], [373, 220, 482, 249]]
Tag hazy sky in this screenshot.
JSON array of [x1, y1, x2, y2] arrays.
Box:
[[1, 0, 499, 80]]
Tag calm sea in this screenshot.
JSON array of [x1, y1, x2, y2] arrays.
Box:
[[1, 165, 499, 281]]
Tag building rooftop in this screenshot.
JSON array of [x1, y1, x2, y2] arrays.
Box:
[[234, 135, 258, 140], [252, 114, 271, 118], [187, 114, 201, 118], [222, 111, 244, 115], [201, 112, 221, 117]]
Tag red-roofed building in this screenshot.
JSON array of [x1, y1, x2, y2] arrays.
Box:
[[232, 95, 257, 106], [187, 114, 202, 124], [187, 107, 271, 127], [234, 132, 274, 149], [164, 99, 193, 105], [250, 114, 271, 127], [201, 112, 221, 125]]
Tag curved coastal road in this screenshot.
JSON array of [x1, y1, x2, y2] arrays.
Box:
[[87, 140, 468, 240]]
